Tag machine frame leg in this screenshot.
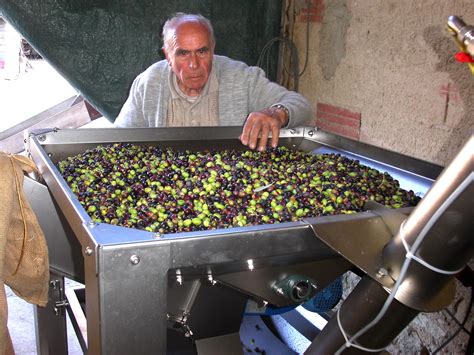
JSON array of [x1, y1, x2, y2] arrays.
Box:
[[34, 270, 68, 355]]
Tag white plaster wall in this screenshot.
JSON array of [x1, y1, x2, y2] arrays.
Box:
[[293, 0, 473, 166]]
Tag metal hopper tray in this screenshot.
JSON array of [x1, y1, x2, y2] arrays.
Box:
[[25, 126, 442, 354]]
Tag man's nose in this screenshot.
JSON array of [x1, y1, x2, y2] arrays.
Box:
[[189, 53, 199, 69]]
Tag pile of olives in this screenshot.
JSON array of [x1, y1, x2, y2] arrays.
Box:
[[57, 143, 420, 234]]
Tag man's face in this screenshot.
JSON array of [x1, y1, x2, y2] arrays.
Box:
[[164, 21, 214, 97]]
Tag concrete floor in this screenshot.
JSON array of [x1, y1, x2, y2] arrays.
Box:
[[6, 282, 83, 355]]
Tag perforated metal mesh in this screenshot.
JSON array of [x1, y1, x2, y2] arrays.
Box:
[[302, 277, 343, 313]]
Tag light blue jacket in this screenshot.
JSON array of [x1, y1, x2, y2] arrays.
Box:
[[115, 55, 313, 127]]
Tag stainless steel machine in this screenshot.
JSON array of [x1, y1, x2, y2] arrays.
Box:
[[23, 126, 472, 354]]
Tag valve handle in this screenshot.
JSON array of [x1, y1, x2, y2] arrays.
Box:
[[455, 52, 474, 63]]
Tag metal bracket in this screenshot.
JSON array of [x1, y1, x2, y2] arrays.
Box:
[[167, 311, 194, 340], [304, 126, 318, 138], [302, 204, 406, 291], [304, 202, 457, 312], [24, 128, 58, 157], [50, 279, 69, 316]]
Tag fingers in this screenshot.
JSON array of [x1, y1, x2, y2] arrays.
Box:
[[240, 118, 252, 146], [240, 114, 261, 149], [270, 123, 280, 148], [257, 124, 270, 151], [240, 111, 282, 151]]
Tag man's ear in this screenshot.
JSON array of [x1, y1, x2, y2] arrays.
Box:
[[162, 47, 170, 63]]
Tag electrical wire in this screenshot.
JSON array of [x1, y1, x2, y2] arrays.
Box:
[[443, 308, 471, 335], [334, 173, 473, 354], [286, 0, 311, 78], [432, 286, 473, 354], [257, 36, 300, 90], [256, 0, 311, 92]]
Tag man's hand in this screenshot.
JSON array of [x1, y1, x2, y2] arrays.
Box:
[[240, 106, 288, 151]]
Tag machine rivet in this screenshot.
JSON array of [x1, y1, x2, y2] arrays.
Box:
[[84, 247, 93, 256], [50, 280, 60, 289], [275, 287, 285, 296], [176, 269, 183, 285], [207, 274, 217, 285], [130, 255, 140, 265], [247, 259, 254, 271], [376, 268, 389, 278], [38, 135, 46, 142]]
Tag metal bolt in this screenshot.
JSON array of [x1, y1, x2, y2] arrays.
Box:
[[207, 274, 217, 285], [176, 269, 183, 285], [247, 259, 254, 271], [376, 268, 389, 278], [50, 280, 60, 289], [38, 135, 46, 142], [87, 220, 97, 227], [54, 300, 69, 316], [289, 129, 296, 134], [275, 287, 285, 296], [307, 129, 315, 137], [84, 247, 93, 256], [153, 232, 162, 239], [130, 255, 140, 265]]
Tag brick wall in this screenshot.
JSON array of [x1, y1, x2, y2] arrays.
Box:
[[315, 103, 361, 140]]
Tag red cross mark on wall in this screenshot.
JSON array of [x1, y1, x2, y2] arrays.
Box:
[[299, 0, 325, 23], [439, 83, 461, 105]]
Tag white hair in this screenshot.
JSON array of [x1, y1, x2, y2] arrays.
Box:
[[162, 13, 215, 52]]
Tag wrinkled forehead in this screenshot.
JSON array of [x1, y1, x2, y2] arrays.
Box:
[[176, 21, 211, 40], [168, 20, 214, 50]]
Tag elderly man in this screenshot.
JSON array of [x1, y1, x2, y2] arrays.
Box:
[[115, 13, 312, 151]]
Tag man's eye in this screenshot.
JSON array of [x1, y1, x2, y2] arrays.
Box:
[[198, 48, 209, 55], [176, 50, 188, 57]]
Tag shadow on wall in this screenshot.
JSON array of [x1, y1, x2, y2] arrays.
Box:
[[423, 25, 474, 165]]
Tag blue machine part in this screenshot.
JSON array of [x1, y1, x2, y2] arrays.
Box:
[[302, 277, 343, 313]]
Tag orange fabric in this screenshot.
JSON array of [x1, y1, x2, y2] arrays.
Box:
[[0, 153, 50, 354]]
